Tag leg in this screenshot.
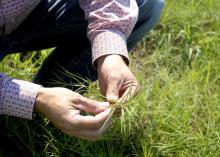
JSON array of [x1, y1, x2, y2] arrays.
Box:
[[128, 0, 165, 50], [33, 45, 96, 92]]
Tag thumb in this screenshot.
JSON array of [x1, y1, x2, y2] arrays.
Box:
[[106, 79, 123, 103], [76, 97, 110, 114]]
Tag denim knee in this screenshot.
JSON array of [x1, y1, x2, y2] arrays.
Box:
[[128, 0, 165, 50], [137, 0, 165, 26]]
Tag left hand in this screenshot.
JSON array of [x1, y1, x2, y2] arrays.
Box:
[[97, 54, 140, 106]]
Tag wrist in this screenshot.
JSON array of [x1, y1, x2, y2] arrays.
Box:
[[97, 54, 127, 72], [35, 87, 48, 113]]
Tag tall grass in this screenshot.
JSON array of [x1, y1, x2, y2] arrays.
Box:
[[0, 0, 220, 156]]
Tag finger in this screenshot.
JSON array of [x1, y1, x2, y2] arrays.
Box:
[[78, 118, 112, 140], [76, 131, 100, 141], [74, 108, 112, 130], [64, 129, 100, 140], [118, 82, 140, 103], [68, 119, 112, 141], [106, 77, 123, 103], [74, 97, 110, 114]]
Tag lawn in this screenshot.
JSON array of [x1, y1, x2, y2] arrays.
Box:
[[0, 0, 220, 156]]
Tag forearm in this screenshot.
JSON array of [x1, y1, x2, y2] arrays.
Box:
[[0, 73, 41, 119], [79, 0, 139, 66]]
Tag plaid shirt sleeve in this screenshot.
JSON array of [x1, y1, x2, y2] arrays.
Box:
[[79, 0, 139, 66], [0, 73, 41, 119]]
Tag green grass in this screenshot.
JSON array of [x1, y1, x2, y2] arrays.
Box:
[[0, 0, 220, 156]]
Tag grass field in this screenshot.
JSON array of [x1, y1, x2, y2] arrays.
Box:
[[0, 0, 220, 156]]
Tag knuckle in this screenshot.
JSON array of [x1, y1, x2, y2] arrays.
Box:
[[131, 79, 138, 85], [70, 93, 83, 103], [88, 100, 97, 111], [130, 80, 140, 90]]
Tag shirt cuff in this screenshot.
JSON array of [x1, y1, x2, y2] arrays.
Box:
[[92, 31, 129, 68], [0, 77, 41, 120]]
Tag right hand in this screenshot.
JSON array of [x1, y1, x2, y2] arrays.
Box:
[[35, 87, 112, 140]]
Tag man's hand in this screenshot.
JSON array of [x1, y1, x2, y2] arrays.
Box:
[[97, 55, 140, 104], [35, 87, 112, 140]]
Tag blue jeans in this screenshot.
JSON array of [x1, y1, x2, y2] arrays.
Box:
[[0, 0, 165, 90]]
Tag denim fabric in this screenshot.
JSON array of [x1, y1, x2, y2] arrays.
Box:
[[0, 0, 165, 90]]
